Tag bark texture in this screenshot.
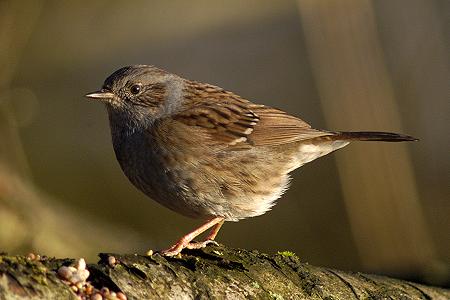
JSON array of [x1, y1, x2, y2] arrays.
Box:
[[0, 245, 448, 300]]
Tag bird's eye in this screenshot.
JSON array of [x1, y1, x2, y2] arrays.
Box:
[[130, 84, 141, 95]]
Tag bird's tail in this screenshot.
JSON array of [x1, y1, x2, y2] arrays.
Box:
[[329, 131, 418, 142], [290, 131, 417, 170]]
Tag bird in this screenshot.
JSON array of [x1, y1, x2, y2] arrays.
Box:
[[85, 65, 417, 256]]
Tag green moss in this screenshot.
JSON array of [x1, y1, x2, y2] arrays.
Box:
[[268, 291, 285, 300], [0, 254, 80, 299], [31, 274, 48, 285], [277, 251, 296, 258], [251, 281, 260, 289], [212, 250, 223, 256]]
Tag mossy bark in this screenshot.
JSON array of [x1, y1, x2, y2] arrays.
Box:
[[0, 245, 448, 299]]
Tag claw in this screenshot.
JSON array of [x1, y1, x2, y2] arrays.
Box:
[[159, 240, 219, 256], [159, 248, 183, 257], [158, 217, 225, 257], [185, 240, 219, 250]]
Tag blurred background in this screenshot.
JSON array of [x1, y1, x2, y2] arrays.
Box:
[[0, 0, 448, 287]]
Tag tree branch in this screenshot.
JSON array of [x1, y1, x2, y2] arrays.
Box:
[[0, 245, 448, 299]]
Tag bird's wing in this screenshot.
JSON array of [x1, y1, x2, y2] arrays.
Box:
[[247, 105, 332, 146], [172, 96, 331, 149]]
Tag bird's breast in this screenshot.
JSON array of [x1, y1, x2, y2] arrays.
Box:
[[111, 129, 218, 218]]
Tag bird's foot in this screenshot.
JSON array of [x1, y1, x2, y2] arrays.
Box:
[[159, 239, 218, 256], [158, 217, 225, 256], [159, 240, 185, 257], [185, 239, 219, 250]]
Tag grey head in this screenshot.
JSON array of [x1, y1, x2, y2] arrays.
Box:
[[85, 65, 185, 129]]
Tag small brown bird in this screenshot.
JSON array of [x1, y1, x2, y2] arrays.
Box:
[[86, 65, 416, 256]]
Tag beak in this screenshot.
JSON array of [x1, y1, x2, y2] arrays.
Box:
[[85, 90, 115, 100]]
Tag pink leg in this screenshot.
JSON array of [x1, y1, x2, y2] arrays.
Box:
[[206, 219, 224, 240], [185, 219, 225, 250], [159, 217, 225, 256]]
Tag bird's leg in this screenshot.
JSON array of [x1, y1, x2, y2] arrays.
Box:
[[206, 219, 225, 240], [159, 217, 225, 256], [185, 219, 225, 249]]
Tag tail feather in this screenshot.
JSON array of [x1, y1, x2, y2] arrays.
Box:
[[330, 131, 418, 142]]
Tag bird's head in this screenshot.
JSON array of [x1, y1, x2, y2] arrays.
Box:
[[86, 65, 184, 127]]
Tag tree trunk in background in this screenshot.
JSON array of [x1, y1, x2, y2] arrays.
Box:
[[0, 246, 448, 299], [373, 1, 450, 278], [297, 0, 435, 275]]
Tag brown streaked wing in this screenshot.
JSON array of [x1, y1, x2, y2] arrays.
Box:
[[174, 82, 331, 148], [173, 103, 332, 149], [248, 105, 332, 146], [173, 101, 260, 147]]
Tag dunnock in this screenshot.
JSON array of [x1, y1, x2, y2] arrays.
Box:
[[86, 65, 416, 256]]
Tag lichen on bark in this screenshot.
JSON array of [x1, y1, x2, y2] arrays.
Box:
[[0, 245, 448, 299]]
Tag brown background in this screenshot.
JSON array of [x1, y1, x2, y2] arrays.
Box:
[[0, 0, 448, 287]]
